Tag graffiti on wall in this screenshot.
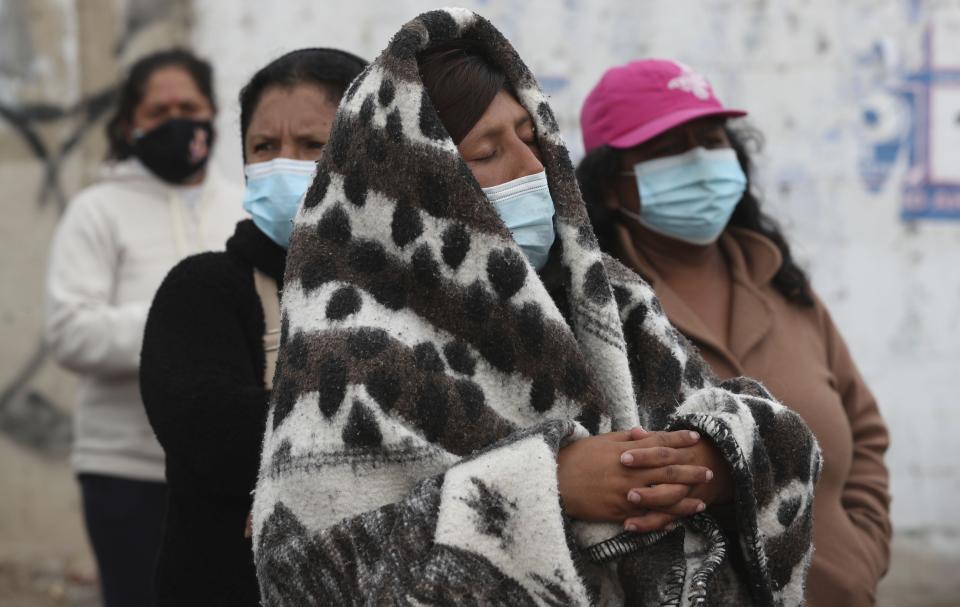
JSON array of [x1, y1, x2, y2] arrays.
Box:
[[899, 25, 960, 219], [0, 91, 121, 458], [0, 0, 182, 458], [857, 18, 960, 220], [0, 91, 117, 211]]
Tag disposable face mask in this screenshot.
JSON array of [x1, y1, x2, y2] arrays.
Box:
[[242, 158, 316, 248], [133, 118, 214, 184], [482, 171, 556, 271], [623, 147, 746, 245]]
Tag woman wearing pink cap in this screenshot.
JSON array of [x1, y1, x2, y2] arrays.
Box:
[[577, 59, 891, 607]]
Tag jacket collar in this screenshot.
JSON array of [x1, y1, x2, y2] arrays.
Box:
[[226, 219, 287, 288], [98, 158, 229, 196], [616, 225, 781, 372], [724, 227, 782, 287]]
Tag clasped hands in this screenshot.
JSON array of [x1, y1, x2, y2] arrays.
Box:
[[557, 427, 732, 533]]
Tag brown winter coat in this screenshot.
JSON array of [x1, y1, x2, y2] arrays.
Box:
[[617, 225, 891, 607]]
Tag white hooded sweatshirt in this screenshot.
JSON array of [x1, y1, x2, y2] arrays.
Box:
[[45, 159, 245, 481]]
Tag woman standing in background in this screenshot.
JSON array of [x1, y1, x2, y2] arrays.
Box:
[[140, 48, 366, 605], [576, 58, 891, 606], [44, 49, 243, 607]]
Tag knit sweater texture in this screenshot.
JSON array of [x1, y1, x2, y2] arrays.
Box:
[[252, 9, 823, 606], [140, 219, 285, 605]]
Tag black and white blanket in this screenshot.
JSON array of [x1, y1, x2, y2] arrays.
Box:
[[252, 8, 821, 606]]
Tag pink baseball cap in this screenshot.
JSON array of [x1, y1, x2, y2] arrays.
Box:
[[580, 59, 746, 153]]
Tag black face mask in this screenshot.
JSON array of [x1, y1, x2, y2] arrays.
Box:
[[132, 118, 215, 184]]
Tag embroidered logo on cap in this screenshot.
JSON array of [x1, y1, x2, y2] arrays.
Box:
[[667, 62, 713, 100]]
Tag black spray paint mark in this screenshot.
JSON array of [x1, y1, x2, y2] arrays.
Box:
[[0, 88, 117, 212], [0, 344, 72, 458], [0, 90, 117, 458], [0, 0, 176, 459]]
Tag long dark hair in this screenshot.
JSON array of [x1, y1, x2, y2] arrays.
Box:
[[239, 48, 367, 160], [417, 38, 506, 144], [105, 49, 215, 160], [576, 123, 813, 307]]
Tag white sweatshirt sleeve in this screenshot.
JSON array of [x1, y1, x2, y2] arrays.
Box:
[[44, 194, 149, 377]]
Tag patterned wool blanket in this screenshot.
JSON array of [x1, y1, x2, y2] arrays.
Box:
[[252, 8, 821, 606]]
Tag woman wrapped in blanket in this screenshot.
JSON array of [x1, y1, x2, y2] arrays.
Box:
[[252, 9, 822, 606]]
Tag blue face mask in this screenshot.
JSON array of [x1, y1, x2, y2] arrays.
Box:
[[242, 158, 316, 248], [482, 171, 556, 271], [623, 147, 747, 245]]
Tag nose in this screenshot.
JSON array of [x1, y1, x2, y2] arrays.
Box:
[[279, 141, 298, 160], [509, 136, 544, 181]]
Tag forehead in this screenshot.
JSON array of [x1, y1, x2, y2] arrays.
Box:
[[464, 89, 532, 139], [617, 116, 729, 162], [649, 116, 727, 141], [141, 66, 203, 101], [247, 84, 338, 132]]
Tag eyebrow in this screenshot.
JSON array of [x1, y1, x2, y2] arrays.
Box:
[[649, 122, 724, 145], [646, 131, 685, 147], [295, 134, 327, 144], [469, 114, 533, 142]]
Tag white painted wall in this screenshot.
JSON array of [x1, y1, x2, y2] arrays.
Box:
[[193, 0, 960, 542], [0, 0, 194, 593]]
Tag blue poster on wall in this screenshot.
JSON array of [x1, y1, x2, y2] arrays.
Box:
[[859, 24, 960, 220]]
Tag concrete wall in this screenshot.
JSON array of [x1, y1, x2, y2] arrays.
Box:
[[194, 4, 960, 603], [1, 0, 958, 603], [0, 0, 190, 600], [195, 0, 960, 540]]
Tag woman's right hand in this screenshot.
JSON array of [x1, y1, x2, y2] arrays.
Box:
[[556, 429, 712, 527]]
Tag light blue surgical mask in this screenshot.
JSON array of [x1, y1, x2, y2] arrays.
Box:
[[622, 147, 747, 245], [242, 158, 316, 248], [482, 171, 556, 271]]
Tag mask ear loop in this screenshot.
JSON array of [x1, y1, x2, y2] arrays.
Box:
[[613, 168, 643, 225], [617, 206, 645, 225], [604, 191, 649, 283]]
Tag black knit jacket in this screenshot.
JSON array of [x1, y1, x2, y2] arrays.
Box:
[[141, 219, 285, 606]]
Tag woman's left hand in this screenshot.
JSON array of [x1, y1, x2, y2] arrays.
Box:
[[619, 427, 733, 532]]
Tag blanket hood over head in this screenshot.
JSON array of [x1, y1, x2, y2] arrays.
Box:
[[281, 6, 641, 439]]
